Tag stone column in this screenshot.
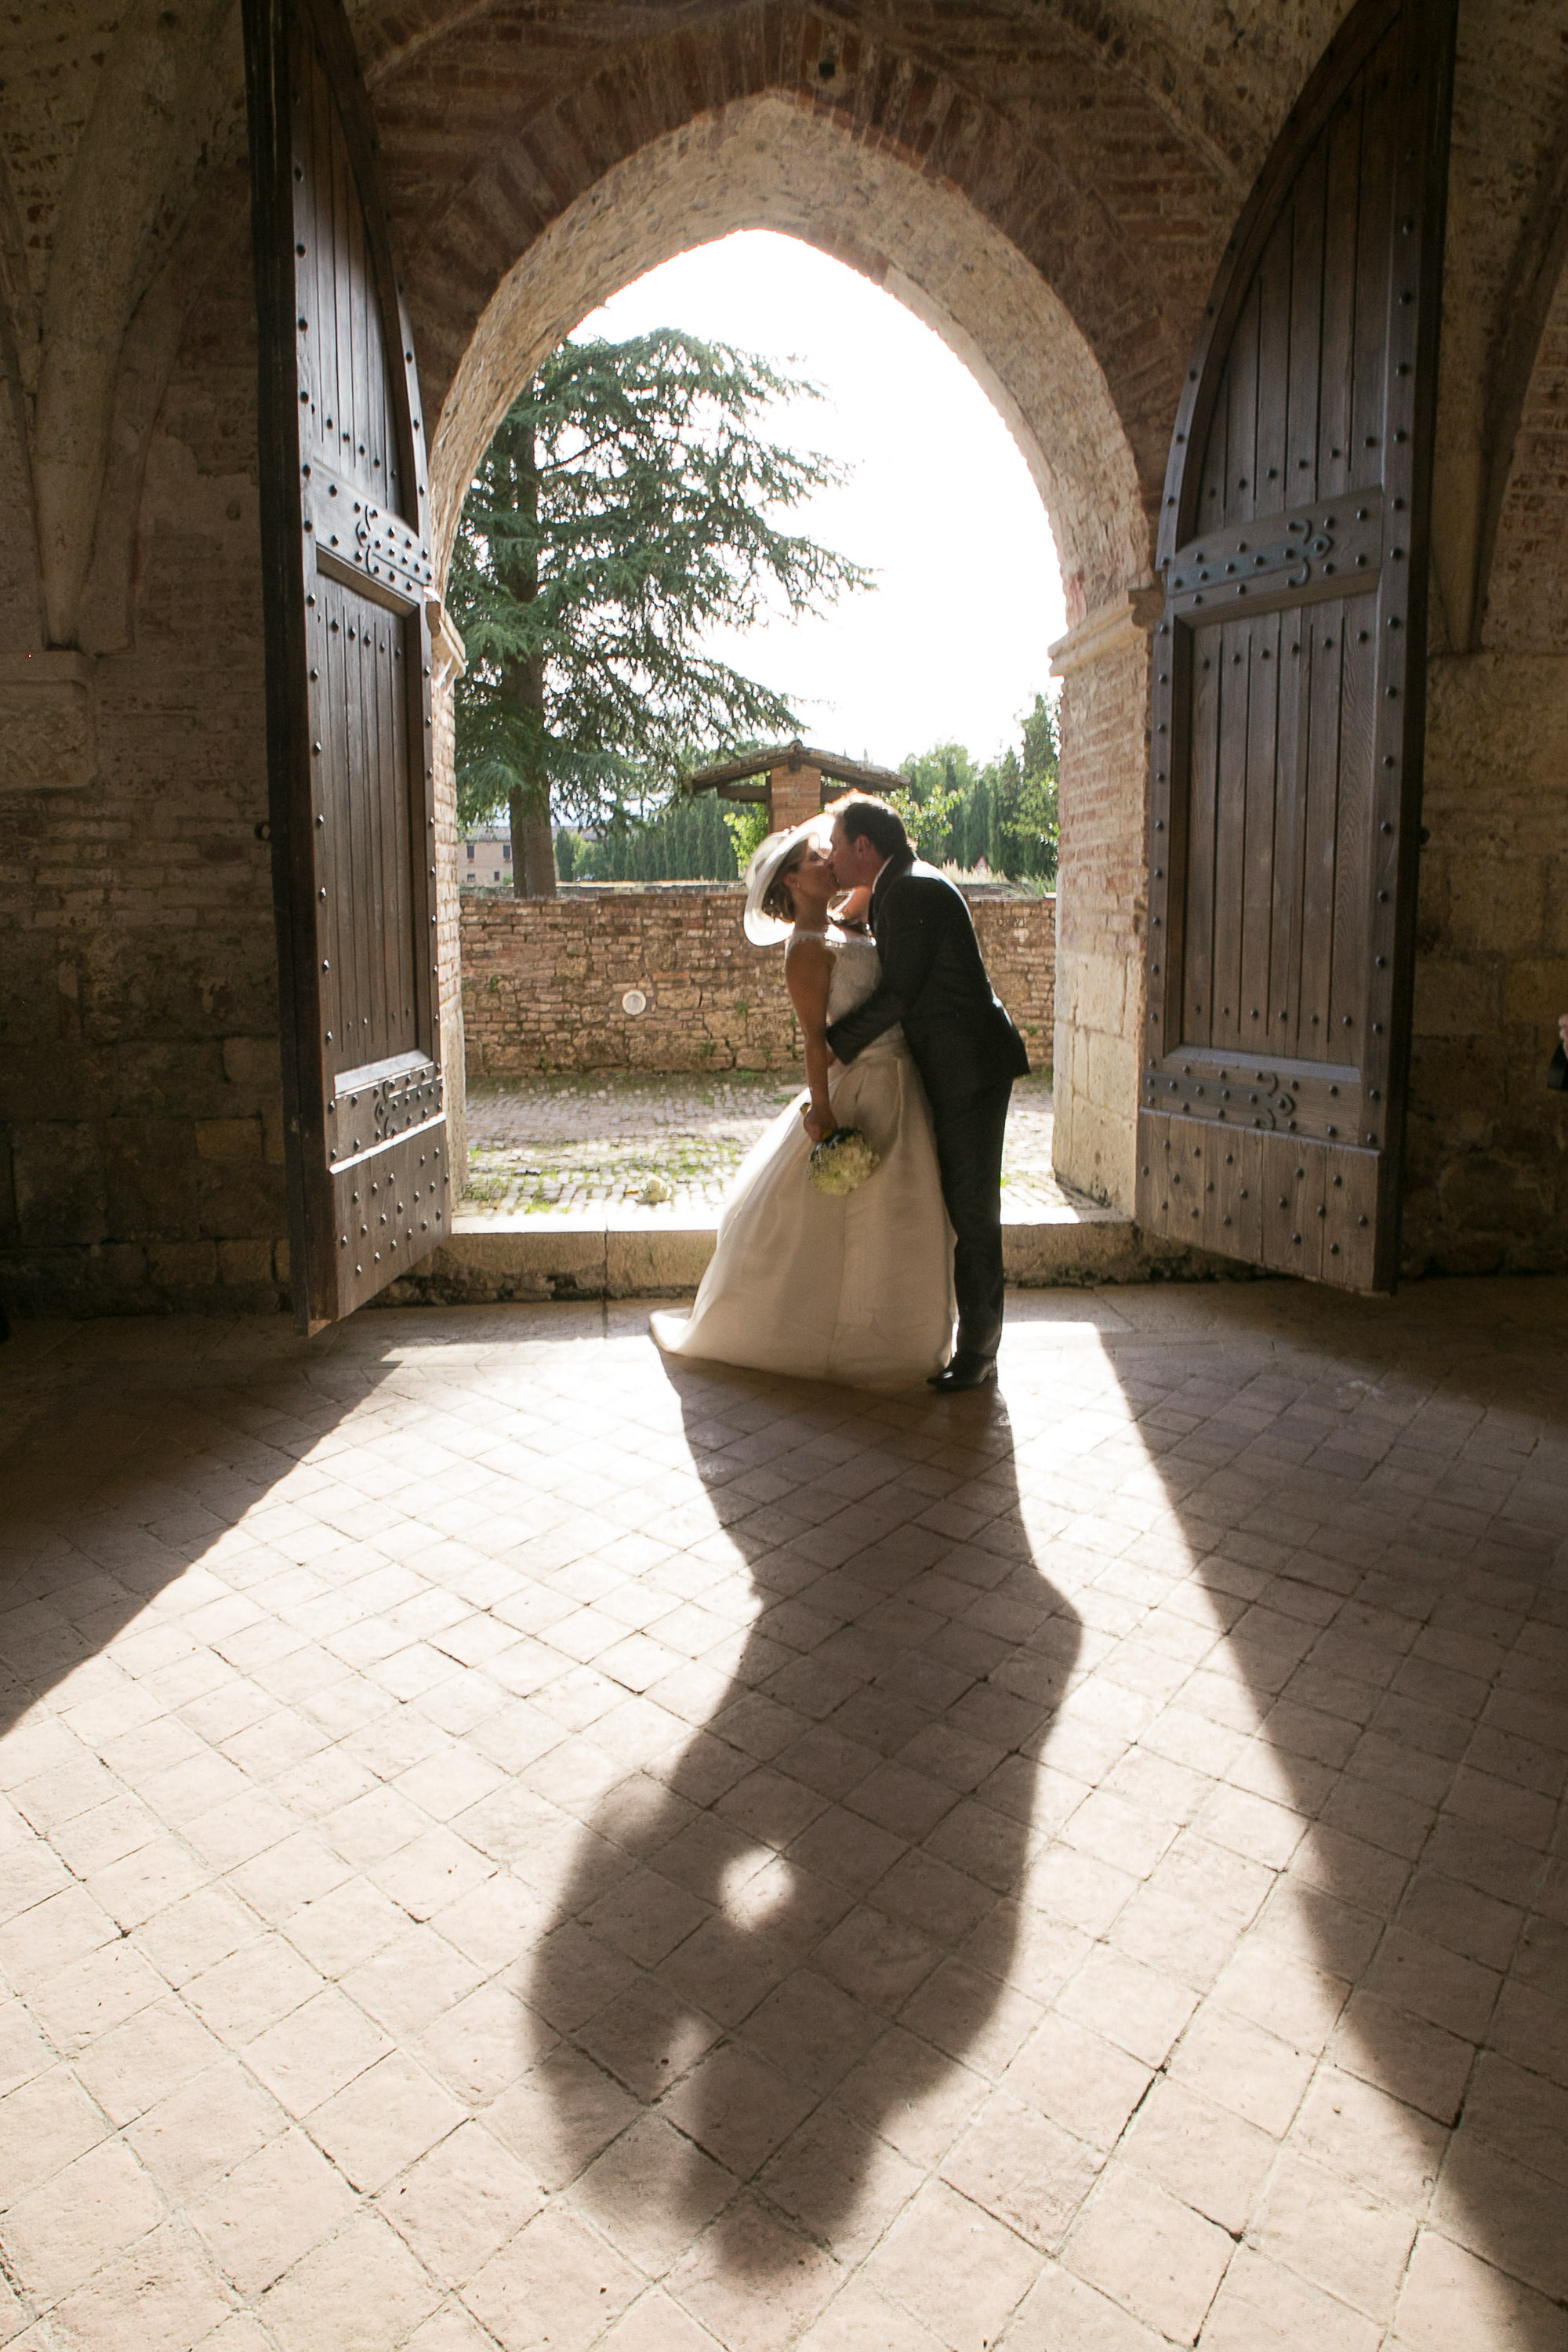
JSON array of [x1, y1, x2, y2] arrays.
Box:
[[1048, 586, 1160, 1213], [429, 600, 469, 1186], [767, 760, 823, 835]]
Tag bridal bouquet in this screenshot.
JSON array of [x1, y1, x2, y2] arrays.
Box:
[[808, 1125, 880, 1196]]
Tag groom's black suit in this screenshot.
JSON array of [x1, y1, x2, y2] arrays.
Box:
[[825, 847, 1029, 1367]]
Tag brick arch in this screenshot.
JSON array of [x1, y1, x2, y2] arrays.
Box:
[[1479, 230, 1568, 652], [424, 92, 1151, 623], [387, 3, 1226, 617]]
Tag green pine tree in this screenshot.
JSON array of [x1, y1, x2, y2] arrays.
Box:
[[448, 331, 870, 895]]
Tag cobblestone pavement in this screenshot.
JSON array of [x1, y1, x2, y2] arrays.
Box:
[[1, 1282, 1565, 2351], [463, 1071, 1076, 1219]]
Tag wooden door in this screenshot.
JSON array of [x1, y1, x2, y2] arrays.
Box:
[[244, 0, 447, 1333], [1138, 0, 1456, 1292]]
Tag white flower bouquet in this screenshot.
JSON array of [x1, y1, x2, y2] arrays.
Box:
[[808, 1125, 880, 1196]]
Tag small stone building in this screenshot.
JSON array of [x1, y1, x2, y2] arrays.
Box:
[[682, 742, 910, 838]]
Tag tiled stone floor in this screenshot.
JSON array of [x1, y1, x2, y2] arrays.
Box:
[[462, 1072, 1076, 1220], [0, 1279, 1565, 2352]]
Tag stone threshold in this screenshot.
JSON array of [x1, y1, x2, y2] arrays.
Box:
[[379, 1200, 1170, 1305]]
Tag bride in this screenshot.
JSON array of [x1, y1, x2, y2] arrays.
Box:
[[651, 818, 955, 1385]]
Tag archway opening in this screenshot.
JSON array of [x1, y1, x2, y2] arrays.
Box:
[[449, 223, 1075, 1221], [425, 93, 1155, 1214]]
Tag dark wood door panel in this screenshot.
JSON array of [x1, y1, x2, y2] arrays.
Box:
[[1139, 1114, 1378, 1287], [1139, 0, 1456, 1295], [245, 0, 445, 1330], [331, 1124, 450, 1319]]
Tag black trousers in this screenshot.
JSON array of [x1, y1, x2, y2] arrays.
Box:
[[931, 1080, 1014, 1363]]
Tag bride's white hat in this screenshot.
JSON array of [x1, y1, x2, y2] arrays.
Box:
[[742, 816, 829, 946]]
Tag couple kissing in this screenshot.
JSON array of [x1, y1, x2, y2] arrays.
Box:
[[652, 793, 1030, 1392]]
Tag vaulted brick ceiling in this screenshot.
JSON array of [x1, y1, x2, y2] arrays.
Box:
[[5, 0, 1568, 648]]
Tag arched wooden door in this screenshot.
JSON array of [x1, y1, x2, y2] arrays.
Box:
[[1137, 0, 1456, 1292], [244, 0, 448, 1333]]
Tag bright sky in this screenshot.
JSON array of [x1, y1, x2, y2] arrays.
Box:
[[573, 230, 1065, 772]]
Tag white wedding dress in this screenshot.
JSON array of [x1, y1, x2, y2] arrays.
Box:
[[651, 933, 956, 1385]]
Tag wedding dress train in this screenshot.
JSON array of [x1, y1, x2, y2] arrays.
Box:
[[650, 933, 955, 1385]]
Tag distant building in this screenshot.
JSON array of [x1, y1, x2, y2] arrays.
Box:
[[463, 829, 512, 887]]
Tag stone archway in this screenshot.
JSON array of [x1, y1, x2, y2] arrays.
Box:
[[426, 92, 1156, 1211]]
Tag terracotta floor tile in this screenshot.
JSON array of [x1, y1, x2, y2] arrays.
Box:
[[1330, 1989, 1476, 2126], [1058, 1943, 1198, 2067], [1392, 2227, 1568, 2352], [577, 1972, 723, 2101], [4, 1289, 1568, 2347], [260, 2212, 441, 2352], [0, 2066, 110, 2205], [0, 2136, 162, 2304], [126, 2055, 281, 2199], [1169, 2002, 1316, 2136], [1002, 2260, 1172, 2351], [182, 1933, 324, 2045], [1196, 2243, 1379, 2352], [666, 2194, 842, 2350], [1252, 2147, 1417, 2320], [1432, 2132, 1568, 2303], [572, 2111, 736, 2276], [601, 2287, 729, 2349], [1122, 2074, 1277, 2234], [413, 1976, 539, 2107], [736, 1968, 883, 2095], [48, 2220, 230, 2352], [306, 2046, 467, 2191], [190, 2126, 358, 2294], [1064, 2165, 1232, 2345], [793, 2274, 946, 2350], [379, 2116, 545, 2285], [661, 2041, 817, 2179], [836, 2025, 989, 2167], [862, 2176, 1040, 2351], [1006, 2011, 1152, 2151], [462, 2205, 644, 2350], [940, 2085, 1102, 2251]]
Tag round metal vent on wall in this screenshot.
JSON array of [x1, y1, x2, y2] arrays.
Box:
[[622, 989, 648, 1015]]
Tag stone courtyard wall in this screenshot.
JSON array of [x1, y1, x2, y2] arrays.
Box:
[[459, 884, 1056, 1077]]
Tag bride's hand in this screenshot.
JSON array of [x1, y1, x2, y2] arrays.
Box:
[[802, 1102, 830, 1144]]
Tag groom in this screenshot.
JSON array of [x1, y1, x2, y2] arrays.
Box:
[[818, 794, 1030, 1392]]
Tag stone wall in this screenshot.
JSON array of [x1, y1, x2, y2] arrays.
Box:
[[1403, 651, 1568, 1273], [0, 230, 292, 1321], [460, 884, 1056, 1077], [1049, 593, 1159, 1212]]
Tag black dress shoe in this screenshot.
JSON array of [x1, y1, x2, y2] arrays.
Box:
[[927, 1354, 998, 1392]]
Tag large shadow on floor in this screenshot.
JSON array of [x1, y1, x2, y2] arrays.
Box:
[[532, 1356, 1083, 2263], [1081, 1276, 1568, 2346], [0, 1316, 416, 1744]]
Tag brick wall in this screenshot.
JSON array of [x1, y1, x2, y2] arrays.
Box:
[[459, 884, 1055, 1076], [1403, 651, 1568, 1274], [0, 232, 292, 1320], [1049, 594, 1159, 1213]]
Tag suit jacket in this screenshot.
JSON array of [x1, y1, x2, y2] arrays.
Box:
[[825, 848, 1030, 1113]]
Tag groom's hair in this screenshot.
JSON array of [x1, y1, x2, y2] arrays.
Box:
[[826, 795, 909, 860]]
